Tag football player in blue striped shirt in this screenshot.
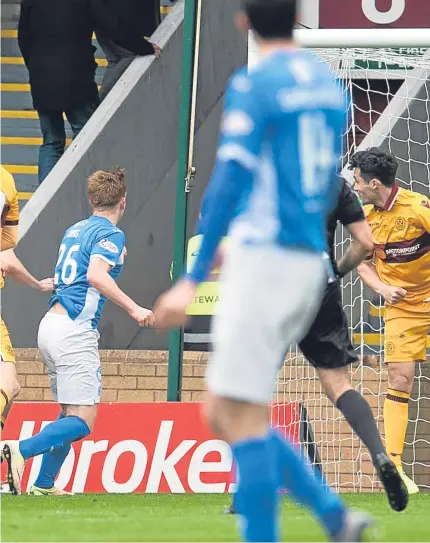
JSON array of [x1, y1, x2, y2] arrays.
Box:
[[2, 168, 154, 496]]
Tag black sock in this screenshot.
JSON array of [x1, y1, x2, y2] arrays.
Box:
[[336, 389, 385, 461]]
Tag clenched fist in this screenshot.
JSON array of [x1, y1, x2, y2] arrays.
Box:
[[129, 305, 155, 327], [380, 285, 407, 305]]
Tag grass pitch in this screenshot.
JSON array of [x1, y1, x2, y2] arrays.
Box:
[[1, 493, 429, 542]]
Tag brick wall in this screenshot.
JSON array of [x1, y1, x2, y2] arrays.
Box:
[[14, 349, 208, 404], [14, 349, 430, 491]]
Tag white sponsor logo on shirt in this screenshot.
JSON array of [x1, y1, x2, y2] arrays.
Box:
[[99, 239, 119, 254], [222, 111, 254, 136]]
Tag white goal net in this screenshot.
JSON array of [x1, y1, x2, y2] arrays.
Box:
[[256, 44, 430, 492]]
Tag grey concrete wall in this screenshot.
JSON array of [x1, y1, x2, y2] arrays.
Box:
[[3, 0, 247, 349]]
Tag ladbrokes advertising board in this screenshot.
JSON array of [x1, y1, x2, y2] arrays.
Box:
[[3, 402, 300, 494]]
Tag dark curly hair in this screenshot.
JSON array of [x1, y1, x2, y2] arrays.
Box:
[[349, 148, 398, 187], [243, 0, 296, 39]]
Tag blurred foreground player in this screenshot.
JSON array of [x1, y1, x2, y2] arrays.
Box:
[[351, 147, 430, 495], [155, 1, 372, 541], [0, 166, 53, 436], [2, 168, 154, 496]]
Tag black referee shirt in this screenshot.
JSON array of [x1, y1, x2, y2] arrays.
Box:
[[327, 179, 365, 273]]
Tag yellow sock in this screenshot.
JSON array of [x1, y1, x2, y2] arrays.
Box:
[[384, 388, 410, 468]]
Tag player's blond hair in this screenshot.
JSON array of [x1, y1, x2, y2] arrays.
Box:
[[88, 167, 126, 209]]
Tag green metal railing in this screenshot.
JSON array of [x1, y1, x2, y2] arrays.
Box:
[[167, 0, 198, 401]]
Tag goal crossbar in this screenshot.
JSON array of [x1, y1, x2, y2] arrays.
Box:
[[294, 28, 430, 48]]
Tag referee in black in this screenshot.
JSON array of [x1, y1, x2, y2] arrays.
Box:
[[226, 177, 408, 514]]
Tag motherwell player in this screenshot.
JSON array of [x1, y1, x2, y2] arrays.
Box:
[[0, 166, 53, 434], [351, 148, 430, 495]]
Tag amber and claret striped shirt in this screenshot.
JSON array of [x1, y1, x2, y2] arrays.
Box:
[[365, 184, 430, 312]]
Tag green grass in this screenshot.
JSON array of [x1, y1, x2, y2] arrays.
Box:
[[1, 493, 429, 542]]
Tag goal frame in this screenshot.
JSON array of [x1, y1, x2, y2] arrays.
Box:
[[294, 28, 430, 49], [257, 29, 430, 491]]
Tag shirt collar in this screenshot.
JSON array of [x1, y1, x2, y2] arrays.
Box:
[[375, 183, 399, 211]]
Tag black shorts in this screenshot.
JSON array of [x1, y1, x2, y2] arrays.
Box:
[[299, 281, 358, 369]]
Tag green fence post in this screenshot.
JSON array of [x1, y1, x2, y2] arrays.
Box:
[[167, 0, 198, 401]]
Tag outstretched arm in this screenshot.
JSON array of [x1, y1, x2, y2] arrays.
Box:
[[0, 249, 53, 292]]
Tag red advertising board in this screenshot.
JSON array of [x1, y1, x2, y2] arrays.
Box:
[[319, 0, 430, 29], [2, 402, 300, 494]]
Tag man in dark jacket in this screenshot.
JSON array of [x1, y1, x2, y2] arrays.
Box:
[[18, 0, 159, 183], [96, 0, 161, 101]]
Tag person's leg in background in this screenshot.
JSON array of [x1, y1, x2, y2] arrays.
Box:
[[319, 366, 386, 461], [26, 404, 96, 496], [38, 111, 66, 183], [66, 102, 99, 140], [298, 281, 407, 510], [0, 319, 20, 435], [300, 283, 388, 467], [27, 314, 98, 496], [382, 308, 428, 495], [96, 33, 135, 101], [2, 403, 94, 495], [318, 366, 408, 511], [385, 361, 417, 494]]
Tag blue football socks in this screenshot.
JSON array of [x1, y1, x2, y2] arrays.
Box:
[[232, 434, 279, 542], [33, 413, 72, 489], [271, 431, 345, 537], [19, 414, 90, 461]]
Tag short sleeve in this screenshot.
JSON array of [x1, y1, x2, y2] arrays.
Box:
[[4, 193, 19, 226], [414, 196, 430, 233], [91, 231, 125, 267], [0, 169, 19, 250], [217, 71, 266, 170], [336, 181, 365, 226]]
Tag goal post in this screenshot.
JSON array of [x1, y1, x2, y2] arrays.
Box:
[[254, 32, 430, 492]]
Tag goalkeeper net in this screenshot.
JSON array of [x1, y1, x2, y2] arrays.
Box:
[[265, 45, 430, 492]]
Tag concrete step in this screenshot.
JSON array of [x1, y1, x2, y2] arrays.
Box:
[[0, 86, 33, 109], [2, 165, 38, 193], [1, 55, 107, 67], [1, 136, 72, 145], [0, 82, 102, 109], [1, 63, 106, 83], [1, 122, 73, 138], [1, 4, 20, 23], [0, 34, 107, 58], [3, 164, 38, 175], [13, 174, 38, 193], [1, 141, 40, 165]]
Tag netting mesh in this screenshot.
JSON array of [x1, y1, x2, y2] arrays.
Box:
[[266, 47, 430, 492]]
